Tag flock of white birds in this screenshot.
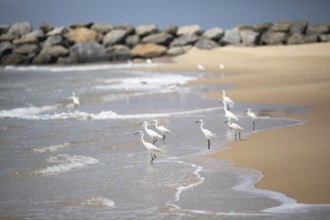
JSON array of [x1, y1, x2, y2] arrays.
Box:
[[70, 63, 259, 163]]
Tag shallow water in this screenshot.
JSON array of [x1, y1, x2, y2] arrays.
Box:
[[0, 63, 329, 219]]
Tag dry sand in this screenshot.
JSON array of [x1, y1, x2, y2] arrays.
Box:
[[159, 43, 330, 204]]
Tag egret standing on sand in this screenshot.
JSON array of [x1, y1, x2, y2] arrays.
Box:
[[246, 108, 258, 131], [197, 63, 205, 71], [143, 121, 162, 145], [134, 131, 163, 163], [195, 119, 217, 150], [225, 120, 244, 141], [222, 90, 234, 110], [72, 92, 80, 109], [153, 120, 171, 143], [219, 64, 225, 70], [222, 101, 239, 121]]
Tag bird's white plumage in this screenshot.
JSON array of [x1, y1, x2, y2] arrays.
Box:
[[219, 64, 225, 70], [222, 90, 234, 107], [135, 131, 163, 153], [197, 63, 205, 71], [247, 108, 258, 121], [72, 92, 80, 106], [226, 120, 244, 132], [223, 102, 239, 121], [153, 120, 171, 134], [143, 121, 162, 140], [196, 119, 217, 140]]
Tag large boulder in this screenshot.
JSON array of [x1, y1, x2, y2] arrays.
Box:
[[46, 27, 68, 36], [319, 34, 330, 42], [170, 34, 198, 47], [125, 35, 140, 48], [70, 41, 107, 62], [39, 21, 53, 33], [131, 43, 167, 58], [260, 32, 287, 45], [135, 24, 158, 36], [254, 22, 273, 33], [142, 32, 173, 45], [202, 27, 224, 40], [65, 27, 103, 43], [13, 44, 40, 55], [42, 35, 64, 47], [103, 29, 129, 47], [7, 22, 32, 37], [240, 30, 260, 45], [0, 33, 15, 41], [1, 54, 31, 65], [287, 33, 304, 44], [270, 20, 291, 32], [13, 37, 38, 45], [70, 22, 94, 29], [33, 45, 69, 64], [167, 46, 191, 56], [106, 44, 131, 61], [162, 25, 178, 35], [289, 20, 308, 34], [0, 41, 13, 56], [220, 29, 241, 45], [24, 30, 45, 40], [195, 38, 219, 49], [307, 24, 329, 35], [177, 25, 200, 35], [91, 23, 113, 34], [0, 24, 10, 34], [303, 34, 318, 43]]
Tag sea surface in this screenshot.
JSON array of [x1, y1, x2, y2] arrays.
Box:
[[0, 63, 329, 219]]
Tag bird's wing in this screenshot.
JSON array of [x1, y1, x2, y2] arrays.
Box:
[[146, 143, 163, 153]]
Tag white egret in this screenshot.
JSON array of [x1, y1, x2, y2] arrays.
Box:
[[225, 120, 244, 141], [197, 63, 205, 71], [72, 92, 80, 108], [222, 90, 234, 109], [153, 119, 171, 143], [134, 131, 163, 163], [219, 64, 225, 70], [246, 108, 259, 131], [146, 58, 152, 64], [222, 101, 239, 121], [143, 121, 162, 145], [195, 119, 217, 150]]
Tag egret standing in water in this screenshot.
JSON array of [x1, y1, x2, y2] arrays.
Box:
[[197, 63, 205, 71], [225, 120, 244, 141], [134, 131, 163, 163], [143, 121, 162, 145], [222, 101, 239, 121], [195, 119, 217, 150], [72, 92, 80, 109], [246, 108, 258, 131], [222, 90, 234, 110], [153, 120, 171, 143]]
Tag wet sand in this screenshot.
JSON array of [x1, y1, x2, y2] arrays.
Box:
[[160, 43, 330, 204]]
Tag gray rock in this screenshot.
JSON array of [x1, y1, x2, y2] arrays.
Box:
[[24, 30, 45, 40], [303, 34, 318, 43], [0, 41, 13, 56], [70, 22, 94, 29], [163, 25, 178, 35], [0, 24, 10, 34], [13, 37, 38, 45], [33, 45, 69, 64], [220, 29, 241, 45], [260, 32, 287, 45], [1, 54, 31, 65], [39, 21, 53, 33], [195, 38, 219, 49], [0, 33, 15, 41], [115, 24, 135, 35], [43, 35, 64, 47], [131, 43, 167, 58], [177, 25, 200, 35], [91, 23, 113, 34], [125, 35, 140, 48], [103, 29, 129, 47], [135, 24, 158, 36], [254, 22, 273, 33], [202, 27, 224, 40], [270, 20, 291, 32], [56, 53, 77, 64], [7, 22, 33, 37], [287, 33, 304, 44], [142, 32, 173, 45], [307, 24, 329, 35], [170, 34, 198, 47], [240, 30, 260, 45], [46, 27, 68, 36], [106, 44, 132, 61], [319, 34, 330, 42], [289, 20, 308, 34], [70, 41, 107, 62], [167, 46, 190, 56], [13, 44, 40, 55]]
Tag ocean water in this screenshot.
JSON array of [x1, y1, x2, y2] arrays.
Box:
[[0, 63, 329, 219]]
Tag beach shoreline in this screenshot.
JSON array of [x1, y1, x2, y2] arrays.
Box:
[[159, 43, 330, 204]]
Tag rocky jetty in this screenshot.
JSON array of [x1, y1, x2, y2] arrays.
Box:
[[0, 20, 329, 65]]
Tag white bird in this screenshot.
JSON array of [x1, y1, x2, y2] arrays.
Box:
[[246, 108, 259, 131], [222, 90, 234, 109], [153, 119, 171, 143], [197, 63, 205, 71], [72, 92, 80, 108], [143, 121, 162, 145], [219, 64, 225, 70], [195, 119, 217, 150], [146, 58, 152, 64], [225, 120, 244, 141], [134, 130, 163, 163], [223, 101, 239, 121]]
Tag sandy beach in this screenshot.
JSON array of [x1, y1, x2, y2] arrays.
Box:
[[160, 43, 330, 204]]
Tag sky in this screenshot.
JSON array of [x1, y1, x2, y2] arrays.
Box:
[[0, 0, 329, 30]]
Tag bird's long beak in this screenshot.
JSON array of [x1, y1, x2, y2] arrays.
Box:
[[134, 132, 140, 135], [195, 120, 200, 123], [224, 120, 228, 123]]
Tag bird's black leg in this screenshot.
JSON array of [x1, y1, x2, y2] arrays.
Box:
[[238, 131, 241, 140], [162, 134, 166, 143], [234, 132, 237, 141], [253, 121, 255, 131], [207, 139, 210, 150], [153, 138, 157, 145], [153, 153, 157, 160]]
